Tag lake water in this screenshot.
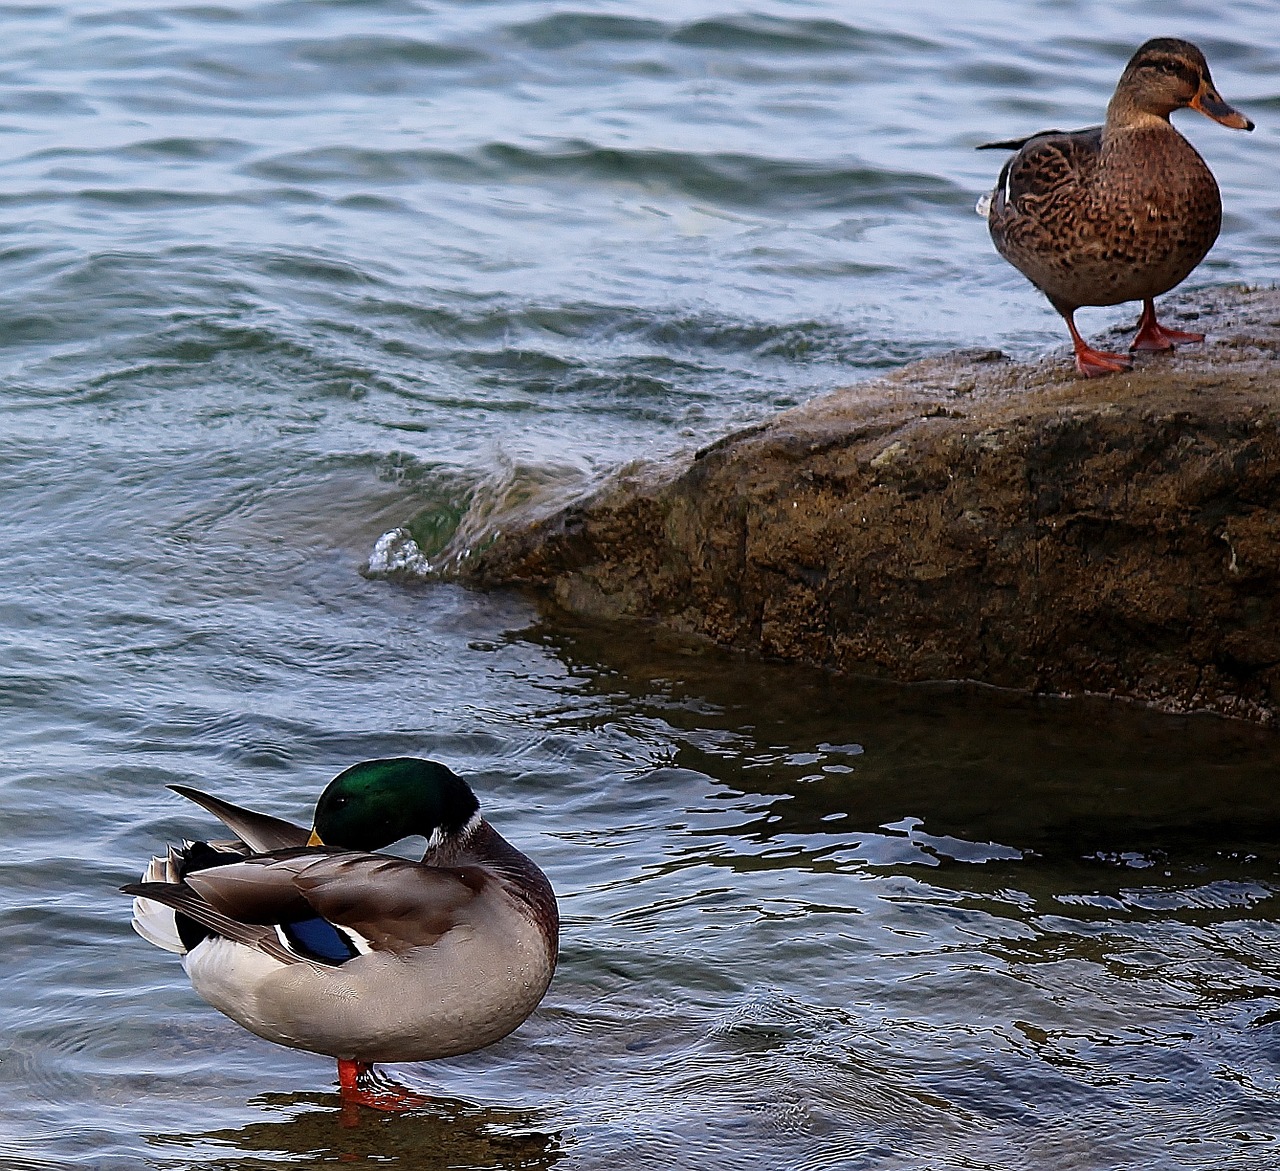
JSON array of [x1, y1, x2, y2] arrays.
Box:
[[2, 2, 1279, 1168]]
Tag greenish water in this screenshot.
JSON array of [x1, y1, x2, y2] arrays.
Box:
[[1, 2, 1279, 1168]]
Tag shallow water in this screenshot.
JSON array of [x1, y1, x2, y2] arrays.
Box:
[[1, 1, 1279, 1168]]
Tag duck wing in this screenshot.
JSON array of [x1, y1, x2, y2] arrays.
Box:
[[290, 853, 485, 951], [122, 850, 483, 961], [122, 855, 310, 965], [983, 126, 1103, 215], [169, 784, 311, 852]]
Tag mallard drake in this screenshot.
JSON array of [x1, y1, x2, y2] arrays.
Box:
[[978, 38, 1253, 377], [123, 758, 558, 1109]]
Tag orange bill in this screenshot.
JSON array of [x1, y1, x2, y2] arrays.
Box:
[[1192, 85, 1254, 130]]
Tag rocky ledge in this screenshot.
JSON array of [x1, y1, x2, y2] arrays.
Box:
[[439, 285, 1280, 723]]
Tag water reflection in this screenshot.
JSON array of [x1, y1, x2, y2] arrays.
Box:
[[6, 587, 1280, 1171], [1, 0, 1277, 1165], [155, 1092, 568, 1170], [498, 613, 1280, 1170], [525, 613, 1280, 875]]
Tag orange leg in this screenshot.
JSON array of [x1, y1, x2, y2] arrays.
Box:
[[1063, 312, 1132, 378], [337, 1058, 367, 1099], [1130, 298, 1205, 352], [336, 1058, 433, 1118]]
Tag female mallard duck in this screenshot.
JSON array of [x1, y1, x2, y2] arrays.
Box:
[[123, 758, 558, 1109], [978, 38, 1253, 377]]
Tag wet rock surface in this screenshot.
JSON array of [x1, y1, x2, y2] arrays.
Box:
[[451, 286, 1280, 722]]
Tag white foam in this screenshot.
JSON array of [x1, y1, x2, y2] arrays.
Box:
[[364, 527, 434, 579]]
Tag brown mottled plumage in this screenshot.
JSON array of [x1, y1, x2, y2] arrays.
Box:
[[979, 39, 1253, 377]]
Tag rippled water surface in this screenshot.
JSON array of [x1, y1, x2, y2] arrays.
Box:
[[2, 1, 1280, 1168]]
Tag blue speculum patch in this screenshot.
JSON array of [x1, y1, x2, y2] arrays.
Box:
[[281, 917, 359, 965]]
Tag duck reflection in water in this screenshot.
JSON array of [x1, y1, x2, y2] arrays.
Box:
[[150, 1089, 568, 1164]]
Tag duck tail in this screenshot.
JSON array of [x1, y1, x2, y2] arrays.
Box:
[[976, 126, 1098, 151], [129, 852, 187, 954], [976, 135, 1038, 151]]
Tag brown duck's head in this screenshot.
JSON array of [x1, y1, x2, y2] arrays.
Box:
[[1111, 38, 1254, 131]]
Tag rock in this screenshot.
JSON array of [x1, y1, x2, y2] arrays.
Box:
[[447, 285, 1280, 723]]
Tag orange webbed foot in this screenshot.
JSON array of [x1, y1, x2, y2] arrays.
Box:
[[1130, 299, 1205, 352], [1062, 310, 1133, 378], [1072, 343, 1132, 378], [337, 1059, 433, 1124], [1130, 321, 1205, 352]]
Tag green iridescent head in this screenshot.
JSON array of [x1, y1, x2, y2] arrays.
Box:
[[311, 758, 480, 851]]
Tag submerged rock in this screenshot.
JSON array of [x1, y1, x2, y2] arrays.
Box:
[[449, 285, 1280, 723]]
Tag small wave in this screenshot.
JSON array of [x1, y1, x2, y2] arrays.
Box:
[[671, 15, 935, 56], [258, 250, 388, 288], [242, 138, 963, 211], [509, 12, 668, 50], [0, 1143, 78, 1171], [365, 455, 595, 581], [0, 88, 94, 116], [355, 297, 903, 377], [0, 184, 314, 212], [480, 140, 964, 212], [364, 298, 810, 351], [509, 11, 937, 56], [1057, 880, 1277, 915], [117, 136, 251, 162], [290, 34, 488, 71], [242, 144, 479, 187]]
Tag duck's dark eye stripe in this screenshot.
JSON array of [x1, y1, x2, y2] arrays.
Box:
[[282, 917, 359, 965], [1145, 58, 1199, 85]]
